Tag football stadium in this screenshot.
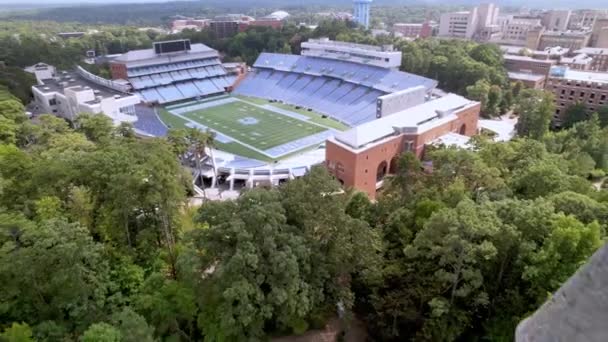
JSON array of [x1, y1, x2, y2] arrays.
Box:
[[33, 38, 483, 196]]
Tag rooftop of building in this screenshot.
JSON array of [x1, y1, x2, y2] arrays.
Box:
[[113, 43, 218, 67], [549, 66, 608, 84], [504, 54, 557, 64], [542, 30, 591, 37], [332, 94, 478, 150], [561, 53, 593, 65], [508, 71, 546, 82], [575, 47, 608, 55], [304, 38, 396, 53], [33, 70, 132, 105]]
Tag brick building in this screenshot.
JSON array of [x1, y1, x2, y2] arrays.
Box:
[[545, 66, 608, 127], [325, 94, 480, 198], [574, 48, 608, 71], [504, 55, 557, 76], [393, 22, 433, 38], [508, 72, 546, 89]]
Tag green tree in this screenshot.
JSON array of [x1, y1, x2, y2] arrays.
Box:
[[0, 218, 111, 333], [81, 323, 121, 342], [515, 89, 554, 139], [563, 102, 588, 128], [523, 215, 601, 303], [110, 307, 155, 342], [197, 189, 316, 340], [1, 323, 34, 342]]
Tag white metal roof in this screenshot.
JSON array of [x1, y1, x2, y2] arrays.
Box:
[[114, 43, 216, 64], [334, 94, 477, 149], [508, 72, 546, 82]]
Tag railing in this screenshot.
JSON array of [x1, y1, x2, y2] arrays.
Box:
[[76, 65, 131, 93]]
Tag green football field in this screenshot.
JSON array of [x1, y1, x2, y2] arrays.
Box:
[[180, 101, 327, 150]]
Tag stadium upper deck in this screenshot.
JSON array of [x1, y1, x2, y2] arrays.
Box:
[[110, 40, 236, 104], [233, 51, 437, 126]]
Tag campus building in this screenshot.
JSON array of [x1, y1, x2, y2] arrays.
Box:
[[393, 22, 433, 38], [325, 94, 480, 199], [353, 0, 372, 29], [31, 66, 140, 123], [541, 10, 572, 32], [438, 3, 499, 40], [545, 66, 608, 127], [503, 55, 557, 76], [574, 48, 608, 71]]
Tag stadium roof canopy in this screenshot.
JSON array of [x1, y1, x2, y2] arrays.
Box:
[[334, 94, 477, 150]]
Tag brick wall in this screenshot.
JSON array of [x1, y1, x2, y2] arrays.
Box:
[[325, 103, 480, 199], [110, 62, 128, 80]]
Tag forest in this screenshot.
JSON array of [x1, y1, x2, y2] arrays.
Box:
[[1, 17, 608, 341]]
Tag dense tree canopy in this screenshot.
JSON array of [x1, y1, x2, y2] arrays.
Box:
[[0, 12, 605, 342]]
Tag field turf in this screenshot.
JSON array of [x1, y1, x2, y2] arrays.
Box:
[[181, 101, 327, 150]]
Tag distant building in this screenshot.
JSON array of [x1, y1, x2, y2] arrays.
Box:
[[590, 18, 608, 48], [541, 10, 572, 32], [262, 10, 290, 21], [545, 66, 608, 127], [31, 66, 139, 123], [353, 0, 372, 29], [498, 16, 542, 45], [526, 28, 591, 51], [507, 72, 546, 89], [574, 47, 608, 71], [171, 19, 209, 33], [57, 32, 86, 39], [560, 53, 593, 70], [568, 9, 608, 30], [393, 22, 433, 38], [209, 14, 255, 38], [504, 54, 557, 76], [438, 3, 499, 40]]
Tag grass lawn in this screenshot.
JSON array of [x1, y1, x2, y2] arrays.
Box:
[[158, 107, 273, 161], [234, 95, 350, 131], [181, 101, 327, 150]]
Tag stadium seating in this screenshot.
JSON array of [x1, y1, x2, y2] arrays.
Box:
[[133, 105, 168, 136], [234, 52, 437, 126], [127, 54, 236, 104]]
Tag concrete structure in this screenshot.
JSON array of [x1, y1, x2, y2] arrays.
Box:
[[516, 243, 608, 342], [542, 10, 572, 32], [300, 38, 402, 69], [171, 19, 209, 33], [208, 14, 255, 38], [31, 66, 139, 123], [24, 63, 56, 85], [325, 94, 480, 198], [545, 66, 608, 127], [439, 10, 479, 39], [560, 53, 593, 70], [590, 18, 608, 48], [393, 22, 433, 38], [574, 47, 608, 71], [508, 72, 546, 89], [525, 28, 592, 51], [439, 3, 499, 40], [109, 40, 220, 80], [499, 17, 542, 45], [569, 10, 608, 30], [263, 11, 290, 21], [353, 0, 372, 29], [504, 55, 557, 76]]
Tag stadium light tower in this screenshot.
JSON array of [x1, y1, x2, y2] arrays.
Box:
[[353, 0, 372, 29]]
